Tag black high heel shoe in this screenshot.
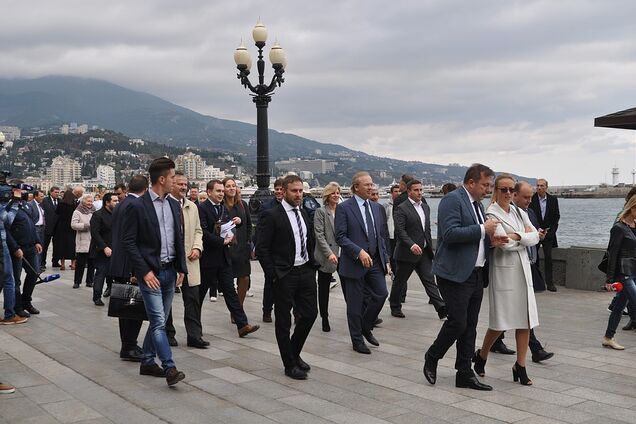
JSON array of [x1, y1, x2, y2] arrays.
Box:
[[472, 349, 487, 377], [512, 362, 532, 386]]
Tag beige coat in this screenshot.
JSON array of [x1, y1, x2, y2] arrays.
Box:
[[71, 210, 93, 253], [182, 198, 203, 286], [486, 202, 540, 331]]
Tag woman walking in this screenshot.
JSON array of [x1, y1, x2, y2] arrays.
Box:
[[223, 178, 252, 305], [53, 190, 77, 271], [71, 194, 96, 289]]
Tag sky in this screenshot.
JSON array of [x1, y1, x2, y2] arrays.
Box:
[[1, 0, 634, 185]]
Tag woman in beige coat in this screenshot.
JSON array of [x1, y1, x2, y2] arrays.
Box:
[[71, 194, 96, 289], [313, 182, 341, 332], [473, 175, 540, 386]]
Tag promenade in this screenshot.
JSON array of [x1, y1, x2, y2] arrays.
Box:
[[1, 264, 635, 424]]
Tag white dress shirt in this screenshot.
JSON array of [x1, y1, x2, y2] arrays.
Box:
[[35, 201, 45, 226], [538, 194, 547, 220], [408, 197, 427, 248], [282, 199, 308, 266], [354, 194, 375, 232], [463, 186, 486, 267]]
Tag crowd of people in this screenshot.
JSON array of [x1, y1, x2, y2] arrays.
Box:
[[1, 158, 630, 394]]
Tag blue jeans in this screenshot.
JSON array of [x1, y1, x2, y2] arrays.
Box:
[[605, 276, 636, 338], [138, 265, 176, 370], [1, 240, 16, 319]]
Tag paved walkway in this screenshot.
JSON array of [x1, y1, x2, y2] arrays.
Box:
[[1, 264, 635, 424]]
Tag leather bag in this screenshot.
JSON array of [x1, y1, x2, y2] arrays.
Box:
[[107, 283, 148, 321]]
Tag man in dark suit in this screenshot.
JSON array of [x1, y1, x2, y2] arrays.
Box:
[[122, 158, 188, 386], [529, 179, 560, 292], [424, 164, 505, 391], [109, 176, 147, 362], [335, 171, 390, 354], [256, 175, 318, 380], [28, 190, 47, 271], [389, 179, 446, 319], [392, 174, 414, 211], [90, 192, 118, 306], [40, 187, 60, 268], [198, 179, 259, 338]]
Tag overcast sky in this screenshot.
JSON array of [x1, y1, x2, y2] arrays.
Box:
[[2, 0, 634, 185]]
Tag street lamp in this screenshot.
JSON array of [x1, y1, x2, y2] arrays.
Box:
[[234, 19, 286, 220]]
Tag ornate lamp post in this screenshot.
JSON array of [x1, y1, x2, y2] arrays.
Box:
[[234, 20, 287, 220]]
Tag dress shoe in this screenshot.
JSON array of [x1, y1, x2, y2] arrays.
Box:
[[24, 304, 40, 315], [437, 306, 448, 320], [168, 337, 178, 347], [353, 343, 371, 354], [531, 349, 554, 363], [546, 285, 557, 292], [456, 372, 493, 391], [165, 367, 185, 386], [72, 283, 80, 289], [120, 349, 144, 362], [623, 320, 635, 331], [512, 362, 533, 385], [103, 287, 111, 297], [602, 336, 625, 350], [16, 309, 30, 318], [140, 363, 166, 377], [472, 349, 487, 377], [374, 318, 383, 327], [187, 338, 210, 349], [262, 313, 272, 323], [322, 317, 331, 332], [52, 262, 61, 268], [296, 356, 311, 372], [363, 331, 379, 347], [391, 310, 406, 318], [285, 365, 307, 380], [490, 341, 515, 355], [86, 282, 93, 288], [174, 287, 181, 293], [94, 299, 105, 306], [238, 324, 260, 337], [423, 352, 437, 385]]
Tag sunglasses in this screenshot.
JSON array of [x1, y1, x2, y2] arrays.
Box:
[[497, 187, 515, 193]]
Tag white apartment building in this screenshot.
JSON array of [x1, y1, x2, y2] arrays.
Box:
[[203, 165, 225, 181], [176, 151, 205, 179], [47, 156, 82, 187], [0, 126, 21, 141], [96, 165, 116, 188]]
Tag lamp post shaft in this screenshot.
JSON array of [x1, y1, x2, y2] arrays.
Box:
[[254, 95, 271, 190]]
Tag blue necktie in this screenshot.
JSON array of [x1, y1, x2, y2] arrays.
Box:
[[364, 201, 377, 256]]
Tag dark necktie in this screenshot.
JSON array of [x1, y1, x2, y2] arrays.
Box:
[[364, 200, 377, 255], [214, 204, 221, 218], [472, 201, 484, 224], [292, 208, 307, 260]]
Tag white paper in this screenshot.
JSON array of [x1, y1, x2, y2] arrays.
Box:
[[220, 221, 236, 238]]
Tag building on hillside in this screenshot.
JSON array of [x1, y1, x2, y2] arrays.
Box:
[[0, 126, 21, 141], [24, 177, 52, 193], [96, 165, 116, 188], [176, 151, 205, 179], [203, 165, 225, 181], [275, 158, 336, 175], [47, 156, 81, 188]]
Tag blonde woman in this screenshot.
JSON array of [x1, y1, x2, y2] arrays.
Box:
[[473, 175, 539, 386], [313, 182, 341, 332], [71, 194, 96, 289]]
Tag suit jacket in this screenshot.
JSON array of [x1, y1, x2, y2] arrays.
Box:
[[529, 192, 560, 247], [335, 196, 389, 279], [198, 199, 232, 269], [256, 201, 317, 281], [122, 191, 187, 280], [89, 206, 113, 259], [41, 196, 59, 236], [432, 186, 488, 283], [393, 198, 434, 262], [313, 206, 339, 274], [109, 194, 137, 278]]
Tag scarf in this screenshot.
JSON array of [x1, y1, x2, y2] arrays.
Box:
[[76, 202, 96, 215]]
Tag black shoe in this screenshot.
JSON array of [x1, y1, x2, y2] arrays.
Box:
[[353, 343, 371, 354], [391, 310, 406, 318], [531, 349, 554, 363], [437, 306, 448, 320], [103, 287, 111, 298], [472, 349, 487, 377], [512, 362, 532, 385], [73, 283, 80, 289], [423, 352, 437, 385], [24, 304, 40, 315], [86, 282, 93, 288], [120, 348, 144, 362], [166, 367, 185, 386], [262, 313, 272, 323], [322, 317, 331, 332], [187, 338, 209, 349], [363, 331, 379, 347], [623, 320, 635, 331], [285, 365, 307, 380], [94, 299, 105, 306], [546, 285, 557, 292], [16, 309, 30, 318], [175, 287, 181, 294], [296, 356, 311, 372], [374, 318, 383, 327], [490, 341, 516, 355], [140, 363, 166, 377], [168, 337, 178, 347], [456, 372, 493, 391], [52, 262, 61, 268]]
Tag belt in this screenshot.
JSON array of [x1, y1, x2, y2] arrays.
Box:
[[160, 261, 174, 270], [35, 225, 45, 228], [292, 262, 310, 270]]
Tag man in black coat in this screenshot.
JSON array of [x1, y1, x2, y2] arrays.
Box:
[[256, 175, 318, 380], [90, 193, 118, 306], [41, 187, 60, 268], [529, 178, 560, 292]]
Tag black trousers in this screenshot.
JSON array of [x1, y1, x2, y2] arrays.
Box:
[[166, 278, 203, 341], [428, 270, 484, 373], [74, 253, 95, 286], [200, 265, 248, 329], [273, 264, 317, 369], [538, 242, 554, 287], [317, 270, 332, 319], [389, 258, 444, 312], [262, 274, 275, 314], [496, 329, 544, 353], [42, 233, 53, 267], [119, 318, 143, 351], [13, 246, 39, 310], [92, 255, 112, 302]]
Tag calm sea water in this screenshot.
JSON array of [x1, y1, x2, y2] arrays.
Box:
[[387, 197, 623, 247]]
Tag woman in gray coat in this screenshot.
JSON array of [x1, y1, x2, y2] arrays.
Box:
[[313, 182, 341, 332]]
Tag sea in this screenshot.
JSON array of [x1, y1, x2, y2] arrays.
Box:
[[387, 197, 623, 247]]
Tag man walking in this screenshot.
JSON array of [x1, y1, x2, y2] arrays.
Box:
[[122, 158, 187, 386], [529, 179, 560, 292], [29, 190, 47, 272], [90, 192, 118, 306], [256, 175, 318, 380], [41, 187, 60, 269]]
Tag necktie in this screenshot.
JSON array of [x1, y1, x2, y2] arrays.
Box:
[[214, 204, 221, 217], [292, 208, 307, 260], [364, 201, 377, 255], [472, 201, 484, 224]]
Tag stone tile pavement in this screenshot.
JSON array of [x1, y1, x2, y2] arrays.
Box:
[[1, 263, 636, 423]]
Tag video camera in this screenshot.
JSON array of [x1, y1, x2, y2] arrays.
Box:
[[0, 171, 34, 203]]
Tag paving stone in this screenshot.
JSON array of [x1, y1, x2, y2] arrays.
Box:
[[453, 399, 534, 423], [204, 366, 262, 383], [41, 399, 102, 423]]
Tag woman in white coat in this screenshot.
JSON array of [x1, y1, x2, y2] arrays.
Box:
[[71, 194, 96, 289], [472, 175, 540, 386]]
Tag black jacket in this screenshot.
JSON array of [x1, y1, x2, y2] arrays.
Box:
[[6, 202, 41, 254], [529, 193, 560, 247], [393, 198, 434, 262], [606, 221, 636, 283], [198, 199, 233, 269], [109, 194, 137, 278], [89, 206, 113, 259], [42, 196, 59, 236]]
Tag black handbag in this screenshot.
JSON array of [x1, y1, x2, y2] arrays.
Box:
[[598, 251, 608, 273], [107, 283, 148, 321]]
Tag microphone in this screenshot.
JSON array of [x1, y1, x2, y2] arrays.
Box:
[[35, 274, 61, 284]]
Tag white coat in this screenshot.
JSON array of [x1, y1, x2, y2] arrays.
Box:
[[71, 210, 92, 253], [486, 202, 540, 331]]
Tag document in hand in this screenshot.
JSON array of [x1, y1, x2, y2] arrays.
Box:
[[220, 221, 236, 238]]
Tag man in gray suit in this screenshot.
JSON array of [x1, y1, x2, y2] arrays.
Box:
[[423, 164, 507, 391], [389, 180, 446, 319]]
